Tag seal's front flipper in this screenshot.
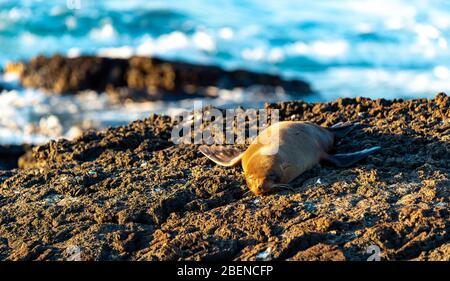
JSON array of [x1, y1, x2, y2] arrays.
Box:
[[324, 146, 381, 167], [199, 145, 246, 167], [328, 122, 359, 139]]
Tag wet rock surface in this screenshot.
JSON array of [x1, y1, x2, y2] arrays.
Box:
[[18, 55, 311, 101], [0, 93, 449, 261]]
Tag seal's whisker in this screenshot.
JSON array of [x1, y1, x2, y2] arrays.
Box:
[[242, 190, 253, 197], [273, 184, 295, 192]]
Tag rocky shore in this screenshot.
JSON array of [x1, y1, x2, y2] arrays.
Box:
[[14, 55, 311, 102], [0, 93, 448, 260]]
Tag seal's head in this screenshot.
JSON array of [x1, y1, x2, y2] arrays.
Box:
[[198, 144, 292, 196], [244, 153, 283, 195]]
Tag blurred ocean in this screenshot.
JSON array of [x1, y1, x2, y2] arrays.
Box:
[[1, 0, 450, 145]]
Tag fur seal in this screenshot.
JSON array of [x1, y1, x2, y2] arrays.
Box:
[[199, 121, 380, 195]]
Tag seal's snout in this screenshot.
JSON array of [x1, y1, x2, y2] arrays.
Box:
[[255, 183, 265, 194], [250, 179, 274, 195], [260, 181, 273, 193]]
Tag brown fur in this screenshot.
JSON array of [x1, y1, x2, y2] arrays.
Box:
[[241, 121, 334, 195], [199, 121, 379, 195]]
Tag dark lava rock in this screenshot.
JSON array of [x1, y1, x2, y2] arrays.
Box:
[[0, 94, 448, 260], [18, 55, 311, 101], [0, 145, 31, 170]]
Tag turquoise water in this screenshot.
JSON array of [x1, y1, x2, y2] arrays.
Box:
[[1, 0, 450, 99], [1, 0, 449, 145]]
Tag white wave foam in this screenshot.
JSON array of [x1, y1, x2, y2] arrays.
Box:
[[0, 84, 296, 145], [192, 30, 216, 52], [0, 89, 106, 145], [347, 0, 416, 19], [433, 66, 450, 79], [98, 46, 134, 58], [100, 30, 217, 59], [242, 47, 265, 61], [241, 40, 348, 63], [67, 47, 81, 58], [218, 27, 234, 40], [65, 16, 77, 30], [5, 7, 31, 21], [135, 32, 189, 56], [286, 40, 348, 58], [89, 22, 117, 41], [268, 48, 284, 63], [155, 32, 190, 51]]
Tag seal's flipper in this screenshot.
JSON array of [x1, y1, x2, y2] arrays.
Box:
[[328, 122, 359, 139], [199, 145, 246, 167], [324, 146, 381, 167]]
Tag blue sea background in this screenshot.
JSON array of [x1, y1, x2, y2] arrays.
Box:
[[0, 0, 449, 144]]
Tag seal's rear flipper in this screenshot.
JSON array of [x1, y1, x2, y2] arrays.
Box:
[[328, 122, 359, 139], [199, 145, 246, 167], [324, 146, 381, 167]]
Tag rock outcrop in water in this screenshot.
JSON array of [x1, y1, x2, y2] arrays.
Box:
[[0, 93, 448, 260], [16, 55, 311, 101]]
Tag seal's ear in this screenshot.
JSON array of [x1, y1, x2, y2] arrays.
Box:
[[199, 145, 246, 167]]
